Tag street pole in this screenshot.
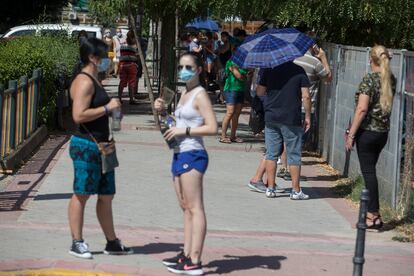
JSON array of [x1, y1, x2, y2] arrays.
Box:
[[353, 188, 370, 276], [127, 0, 160, 127]]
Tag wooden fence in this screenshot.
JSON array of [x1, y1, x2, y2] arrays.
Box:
[[0, 69, 42, 161]]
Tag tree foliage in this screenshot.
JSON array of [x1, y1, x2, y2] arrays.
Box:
[[88, 0, 414, 49], [270, 0, 414, 50]]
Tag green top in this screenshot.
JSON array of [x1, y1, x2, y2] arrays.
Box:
[[224, 60, 248, 92], [355, 72, 396, 132]]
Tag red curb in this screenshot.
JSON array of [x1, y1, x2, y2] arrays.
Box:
[[0, 259, 55, 271], [52, 260, 96, 271], [94, 264, 140, 275]]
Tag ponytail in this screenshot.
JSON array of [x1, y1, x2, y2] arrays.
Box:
[[371, 45, 393, 113]]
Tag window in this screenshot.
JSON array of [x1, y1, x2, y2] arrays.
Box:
[[72, 31, 97, 39], [40, 30, 68, 37], [9, 29, 35, 37]]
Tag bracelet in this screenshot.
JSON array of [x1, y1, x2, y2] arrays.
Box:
[[103, 105, 110, 115], [186, 127, 191, 136]]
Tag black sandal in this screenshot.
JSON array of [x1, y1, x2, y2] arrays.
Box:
[[366, 215, 383, 230]]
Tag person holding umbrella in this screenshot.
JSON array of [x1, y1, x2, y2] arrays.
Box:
[[232, 28, 314, 199]]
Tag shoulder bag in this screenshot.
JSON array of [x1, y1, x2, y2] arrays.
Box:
[[82, 124, 119, 174]]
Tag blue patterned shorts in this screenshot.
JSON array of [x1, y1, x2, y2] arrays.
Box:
[[69, 136, 116, 195]]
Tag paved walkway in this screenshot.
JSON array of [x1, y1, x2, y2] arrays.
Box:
[[0, 78, 413, 275]]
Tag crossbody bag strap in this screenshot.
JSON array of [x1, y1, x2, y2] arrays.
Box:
[[81, 123, 100, 146]]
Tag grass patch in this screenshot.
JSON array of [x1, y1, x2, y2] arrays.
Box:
[[332, 176, 414, 242]]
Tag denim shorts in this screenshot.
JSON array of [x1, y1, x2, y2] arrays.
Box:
[[204, 53, 216, 64], [224, 90, 244, 105], [172, 150, 209, 177], [265, 124, 303, 166], [69, 136, 116, 195]]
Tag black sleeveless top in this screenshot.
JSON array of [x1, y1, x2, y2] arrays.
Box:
[[74, 72, 110, 142], [219, 48, 232, 66]]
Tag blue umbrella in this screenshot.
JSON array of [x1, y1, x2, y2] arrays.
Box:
[[231, 28, 314, 68], [185, 17, 219, 32]]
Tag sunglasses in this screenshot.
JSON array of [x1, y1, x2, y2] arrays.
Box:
[[178, 65, 194, 71]]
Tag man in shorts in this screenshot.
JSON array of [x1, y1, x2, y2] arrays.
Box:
[[256, 61, 312, 199]]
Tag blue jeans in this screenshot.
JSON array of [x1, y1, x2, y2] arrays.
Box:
[[265, 123, 303, 166]]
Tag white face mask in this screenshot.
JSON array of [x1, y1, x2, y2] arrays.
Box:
[[193, 38, 199, 43]]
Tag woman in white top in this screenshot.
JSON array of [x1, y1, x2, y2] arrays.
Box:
[[154, 53, 217, 275]]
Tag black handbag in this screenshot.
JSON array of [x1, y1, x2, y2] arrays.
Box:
[[249, 96, 265, 134]]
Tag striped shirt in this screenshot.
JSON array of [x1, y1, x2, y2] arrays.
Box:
[[294, 51, 328, 112], [119, 45, 138, 63]]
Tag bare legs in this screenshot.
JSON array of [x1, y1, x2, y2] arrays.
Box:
[[221, 103, 243, 141], [251, 157, 266, 183], [68, 194, 117, 241], [174, 170, 206, 264], [96, 195, 117, 241], [68, 194, 89, 240], [221, 104, 234, 141], [230, 104, 243, 140]]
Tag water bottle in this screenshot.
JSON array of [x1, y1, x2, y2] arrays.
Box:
[[111, 107, 122, 131], [160, 111, 178, 149]]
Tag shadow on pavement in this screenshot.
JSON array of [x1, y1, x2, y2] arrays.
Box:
[[0, 175, 45, 212], [34, 193, 72, 200], [302, 186, 345, 199], [131, 242, 182, 255], [205, 254, 287, 275]]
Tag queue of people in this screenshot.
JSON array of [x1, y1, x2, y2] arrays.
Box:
[[68, 29, 395, 274]]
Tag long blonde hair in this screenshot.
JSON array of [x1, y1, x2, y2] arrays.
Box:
[[370, 45, 393, 113]]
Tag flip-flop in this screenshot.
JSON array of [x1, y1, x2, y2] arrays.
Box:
[[219, 137, 232, 144], [230, 137, 244, 143]]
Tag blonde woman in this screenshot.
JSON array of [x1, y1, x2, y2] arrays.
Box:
[[346, 45, 396, 230]]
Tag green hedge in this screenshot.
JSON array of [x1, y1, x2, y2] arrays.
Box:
[[0, 35, 79, 127]]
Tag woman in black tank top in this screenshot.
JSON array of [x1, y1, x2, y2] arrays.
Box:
[[68, 38, 132, 259]]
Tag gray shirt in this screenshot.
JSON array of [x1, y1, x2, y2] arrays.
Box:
[[294, 51, 328, 112]]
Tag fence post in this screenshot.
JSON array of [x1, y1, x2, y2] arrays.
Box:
[[393, 50, 408, 209], [32, 69, 41, 129], [353, 188, 370, 276], [20, 75, 29, 140], [8, 80, 18, 150], [365, 47, 371, 73], [0, 84, 4, 157], [329, 45, 342, 164]]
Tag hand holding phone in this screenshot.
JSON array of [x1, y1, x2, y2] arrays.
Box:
[[312, 44, 320, 55]]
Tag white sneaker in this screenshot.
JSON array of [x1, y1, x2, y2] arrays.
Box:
[[290, 189, 310, 200], [266, 188, 276, 198]]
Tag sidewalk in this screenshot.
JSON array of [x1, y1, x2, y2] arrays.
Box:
[[0, 78, 413, 276]]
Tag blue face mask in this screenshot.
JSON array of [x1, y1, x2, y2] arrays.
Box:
[[97, 58, 110, 72], [178, 68, 196, 82]]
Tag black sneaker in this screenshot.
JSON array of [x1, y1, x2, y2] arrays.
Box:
[[162, 251, 188, 266], [167, 258, 204, 275], [103, 239, 133, 255], [277, 167, 287, 178], [283, 171, 292, 181], [69, 240, 93, 259]]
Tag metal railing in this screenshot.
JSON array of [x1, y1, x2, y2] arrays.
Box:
[[0, 69, 42, 160]]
